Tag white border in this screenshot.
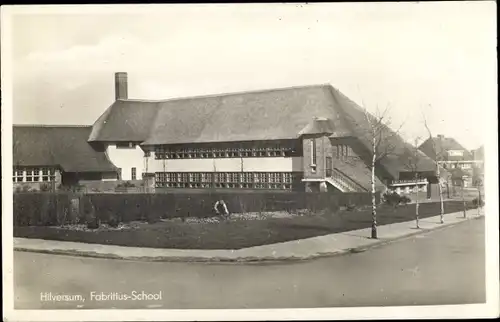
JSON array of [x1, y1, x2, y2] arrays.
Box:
[[2, 3, 499, 321]]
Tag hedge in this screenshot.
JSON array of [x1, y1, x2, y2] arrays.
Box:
[[13, 191, 380, 227]]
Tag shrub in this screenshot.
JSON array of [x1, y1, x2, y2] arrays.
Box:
[[108, 214, 119, 228], [39, 183, 52, 192], [383, 192, 410, 207], [116, 181, 136, 188], [87, 217, 100, 229], [383, 192, 398, 206], [58, 184, 85, 193], [400, 196, 411, 205], [345, 203, 356, 211], [81, 196, 100, 229]]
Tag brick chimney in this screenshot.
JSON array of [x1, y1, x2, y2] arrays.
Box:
[[437, 134, 444, 140], [115, 72, 128, 100]]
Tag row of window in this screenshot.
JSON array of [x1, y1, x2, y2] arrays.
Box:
[[153, 146, 297, 159], [333, 144, 353, 159], [309, 141, 354, 172], [12, 168, 56, 183], [155, 172, 300, 190], [116, 167, 138, 180]]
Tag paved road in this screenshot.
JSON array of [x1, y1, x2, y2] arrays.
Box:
[[14, 218, 485, 309]]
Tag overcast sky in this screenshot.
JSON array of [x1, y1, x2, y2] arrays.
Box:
[[6, 2, 497, 150]]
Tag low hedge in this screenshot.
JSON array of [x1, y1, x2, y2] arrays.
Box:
[[13, 191, 381, 227]]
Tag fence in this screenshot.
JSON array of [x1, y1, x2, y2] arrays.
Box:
[[13, 191, 380, 227]]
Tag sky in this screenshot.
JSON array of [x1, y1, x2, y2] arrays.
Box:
[[4, 2, 497, 150]]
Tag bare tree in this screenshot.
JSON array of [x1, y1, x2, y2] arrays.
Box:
[[401, 136, 423, 228], [359, 104, 405, 239], [461, 176, 467, 218], [476, 177, 483, 216], [422, 111, 445, 224], [472, 161, 484, 216]]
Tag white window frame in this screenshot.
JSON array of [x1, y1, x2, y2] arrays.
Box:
[[310, 139, 317, 172]]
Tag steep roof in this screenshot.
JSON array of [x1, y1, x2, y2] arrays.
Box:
[[14, 125, 118, 173], [88, 100, 159, 142], [327, 87, 436, 177], [418, 136, 473, 161], [89, 85, 354, 145], [333, 158, 385, 191], [89, 83, 436, 179]]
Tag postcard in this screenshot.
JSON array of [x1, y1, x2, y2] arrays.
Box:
[[2, 2, 498, 321]]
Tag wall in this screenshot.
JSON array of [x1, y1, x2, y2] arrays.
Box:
[[106, 142, 305, 179], [336, 137, 394, 182], [62, 171, 117, 186], [105, 144, 145, 180], [146, 156, 303, 173], [329, 137, 364, 168], [102, 172, 118, 181], [302, 135, 371, 178], [78, 179, 145, 193], [302, 134, 331, 179], [302, 135, 375, 179]]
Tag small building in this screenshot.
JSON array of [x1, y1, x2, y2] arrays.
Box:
[[13, 125, 118, 191]]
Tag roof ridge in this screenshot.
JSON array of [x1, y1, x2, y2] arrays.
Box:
[[117, 83, 333, 104]]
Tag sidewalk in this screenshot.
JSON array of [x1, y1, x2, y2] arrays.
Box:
[[14, 209, 484, 263]]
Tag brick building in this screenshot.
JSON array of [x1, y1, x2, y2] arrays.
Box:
[[13, 125, 118, 191], [86, 72, 437, 193]]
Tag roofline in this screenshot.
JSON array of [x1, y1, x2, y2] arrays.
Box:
[[140, 137, 301, 146], [116, 83, 333, 104], [13, 163, 63, 168]]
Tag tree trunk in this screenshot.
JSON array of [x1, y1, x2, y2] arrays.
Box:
[[477, 186, 482, 216], [462, 181, 467, 218], [436, 164, 444, 223], [371, 139, 377, 239], [415, 173, 420, 229]]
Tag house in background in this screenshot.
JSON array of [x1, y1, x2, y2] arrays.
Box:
[[418, 135, 483, 188], [13, 125, 118, 191], [88, 72, 438, 193]]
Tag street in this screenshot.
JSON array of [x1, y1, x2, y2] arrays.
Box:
[[14, 218, 485, 309]]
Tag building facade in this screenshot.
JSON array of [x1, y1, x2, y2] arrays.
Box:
[[87, 72, 437, 193], [13, 125, 118, 191], [13, 73, 439, 194]]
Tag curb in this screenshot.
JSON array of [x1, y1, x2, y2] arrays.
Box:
[[14, 215, 484, 264]]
